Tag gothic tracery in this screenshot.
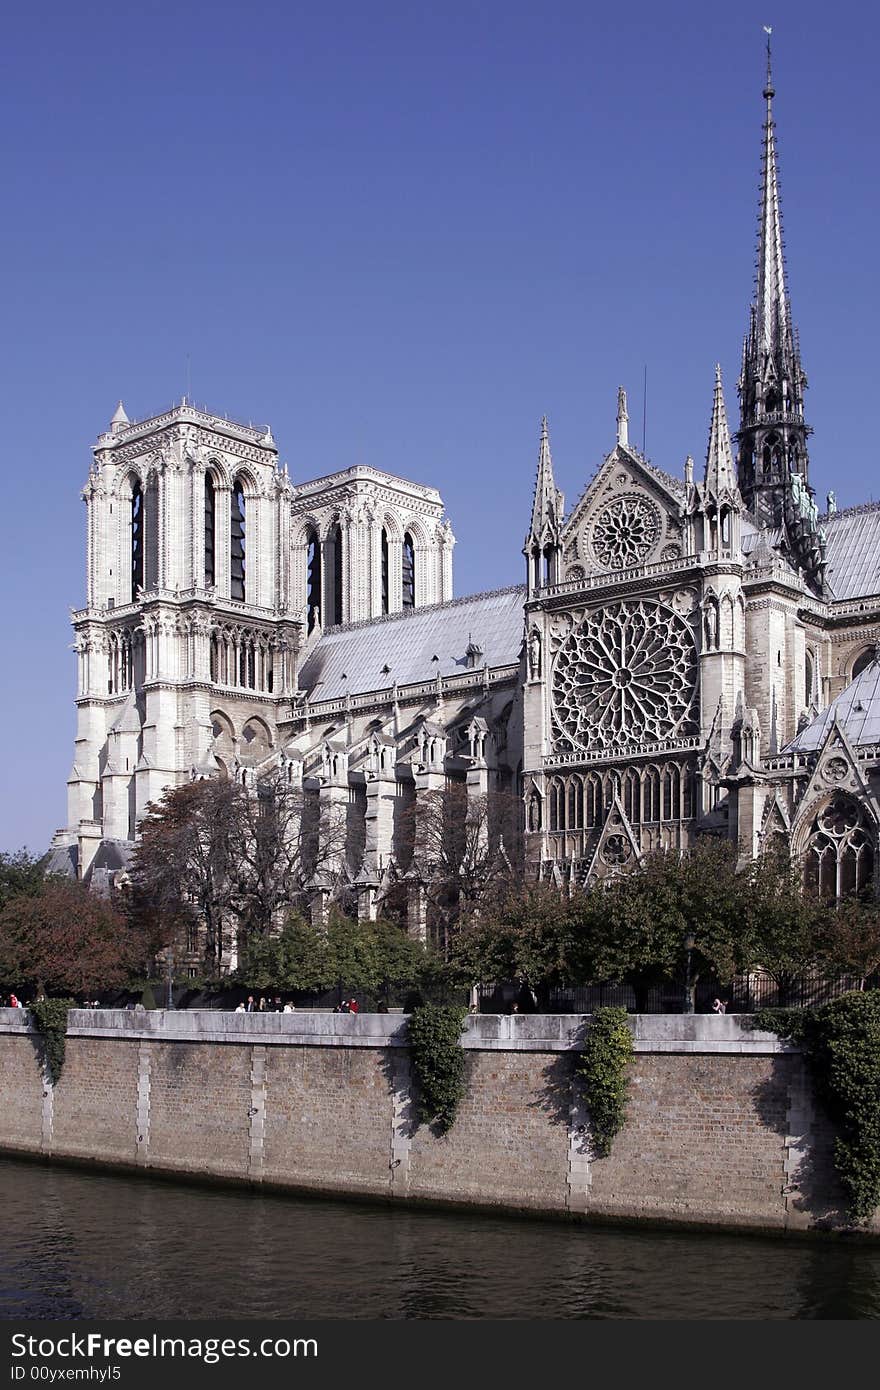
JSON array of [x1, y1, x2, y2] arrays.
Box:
[[590, 494, 661, 570], [552, 600, 698, 754]]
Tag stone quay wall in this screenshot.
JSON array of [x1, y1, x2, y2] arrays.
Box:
[[0, 1008, 871, 1236]]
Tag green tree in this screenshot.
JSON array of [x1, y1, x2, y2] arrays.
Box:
[[236, 912, 330, 992], [0, 849, 47, 910], [738, 850, 826, 1003], [451, 881, 575, 1005], [817, 896, 880, 991], [570, 841, 745, 1010]]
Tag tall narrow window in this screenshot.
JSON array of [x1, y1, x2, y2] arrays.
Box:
[[326, 523, 343, 626], [131, 479, 144, 600], [231, 479, 246, 601], [144, 473, 159, 589], [306, 528, 321, 632], [333, 525, 343, 625], [204, 474, 216, 588], [381, 528, 389, 615], [402, 532, 415, 609]]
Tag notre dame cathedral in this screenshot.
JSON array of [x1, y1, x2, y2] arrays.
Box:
[[50, 50, 880, 939]]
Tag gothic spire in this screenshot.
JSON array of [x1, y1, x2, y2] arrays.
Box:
[[735, 34, 825, 593], [527, 416, 564, 543], [754, 32, 789, 364], [524, 416, 565, 593], [704, 365, 737, 497]]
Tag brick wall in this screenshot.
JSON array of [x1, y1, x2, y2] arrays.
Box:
[[0, 1010, 866, 1236]]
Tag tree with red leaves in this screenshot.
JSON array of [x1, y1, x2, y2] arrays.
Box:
[[0, 878, 141, 997]]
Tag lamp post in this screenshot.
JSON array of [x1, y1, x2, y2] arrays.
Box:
[[683, 933, 696, 1014], [166, 951, 173, 1010]]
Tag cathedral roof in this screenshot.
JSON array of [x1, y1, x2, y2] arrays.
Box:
[[298, 586, 525, 701], [820, 503, 880, 600], [785, 655, 880, 753]]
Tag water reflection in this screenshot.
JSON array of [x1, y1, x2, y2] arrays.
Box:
[[0, 1157, 878, 1319]]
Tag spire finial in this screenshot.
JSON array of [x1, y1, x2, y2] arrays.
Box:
[[763, 25, 774, 99], [616, 386, 629, 447], [704, 364, 736, 495], [525, 414, 564, 577]]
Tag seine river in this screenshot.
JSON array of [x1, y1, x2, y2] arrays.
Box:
[[1, 1155, 879, 1320]]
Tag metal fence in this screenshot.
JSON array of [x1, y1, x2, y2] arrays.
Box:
[[477, 970, 872, 1015]]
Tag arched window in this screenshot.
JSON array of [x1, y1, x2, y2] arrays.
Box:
[[643, 767, 660, 823], [402, 532, 415, 609], [131, 479, 144, 599], [851, 648, 874, 682], [230, 479, 246, 601], [144, 474, 159, 589], [624, 769, 640, 825], [204, 474, 216, 588], [306, 528, 321, 632], [804, 794, 874, 901], [804, 648, 815, 705], [326, 523, 343, 626], [586, 773, 603, 828], [381, 528, 389, 615]]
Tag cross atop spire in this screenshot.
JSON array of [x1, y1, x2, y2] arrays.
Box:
[[704, 365, 737, 496]]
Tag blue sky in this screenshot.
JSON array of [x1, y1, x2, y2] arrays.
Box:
[[2, 0, 877, 854]]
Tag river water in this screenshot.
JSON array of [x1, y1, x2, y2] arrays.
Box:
[[1, 1155, 878, 1319]]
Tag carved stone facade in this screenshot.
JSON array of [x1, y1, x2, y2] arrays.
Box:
[[50, 56, 880, 937]]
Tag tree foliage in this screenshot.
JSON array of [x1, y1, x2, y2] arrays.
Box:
[[131, 775, 349, 974], [450, 880, 575, 1000], [0, 849, 47, 911], [404, 784, 521, 952], [0, 880, 139, 996], [235, 909, 432, 999], [756, 992, 880, 1222]]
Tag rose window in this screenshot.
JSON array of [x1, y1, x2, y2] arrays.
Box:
[[591, 495, 661, 570], [823, 757, 849, 785], [552, 600, 697, 754], [602, 832, 632, 866]]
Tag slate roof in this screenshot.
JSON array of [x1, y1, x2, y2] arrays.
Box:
[[785, 656, 880, 753], [298, 586, 525, 702], [821, 504, 880, 601]]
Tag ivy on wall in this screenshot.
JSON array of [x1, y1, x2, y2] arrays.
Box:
[[29, 998, 75, 1084], [576, 1006, 634, 1157], [408, 1003, 467, 1135], [755, 991, 880, 1222]]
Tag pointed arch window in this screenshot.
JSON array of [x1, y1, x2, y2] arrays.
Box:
[[231, 479, 246, 601], [381, 528, 389, 615], [851, 648, 874, 682], [402, 532, 415, 609], [204, 474, 216, 588], [144, 473, 159, 589], [804, 794, 874, 901], [131, 479, 144, 600], [306, 527, 321, 632], [326, 523, 343, 626]]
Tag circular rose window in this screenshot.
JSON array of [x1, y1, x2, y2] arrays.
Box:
[[552, 599, 697, 754], [591, 494, 661, 570]]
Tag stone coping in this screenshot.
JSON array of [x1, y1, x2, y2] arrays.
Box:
[[0, 1007, 790, 1055]]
